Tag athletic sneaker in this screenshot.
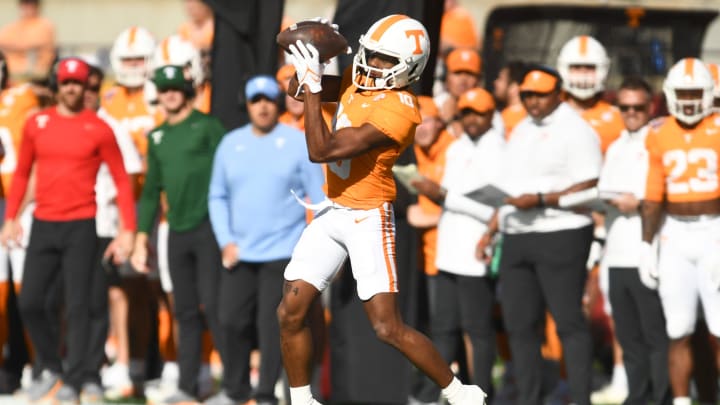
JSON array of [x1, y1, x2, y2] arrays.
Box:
[[80, 381, 105, 403], [54, 383, 80, 405], [20, 369, 61, 402], [203, 390, 246, 405], [162, 388, 197, 404], [102, 362, 134, 399]]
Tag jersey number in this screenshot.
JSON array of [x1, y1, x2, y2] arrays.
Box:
[[664, 148, 718, 194]]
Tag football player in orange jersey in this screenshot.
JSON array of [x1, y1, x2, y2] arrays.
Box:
[[101, 26, 161, 399], [557, 36, 624, 153], [279, 15, 487, 405], [641, 58, 720, 405]]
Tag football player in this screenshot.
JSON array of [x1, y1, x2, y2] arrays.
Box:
[[641, 57, 720, 405], [281, 15, 487, 405]]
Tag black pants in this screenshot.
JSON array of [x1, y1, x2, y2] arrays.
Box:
[[18, 218, 97, 390], [167, 220, 223, 396], [499, 226, 593, 405], [608, 267, 671, 405], [416, 271, 496, 402], [218, 259, 286, 403], [82, 237, 112, 385]]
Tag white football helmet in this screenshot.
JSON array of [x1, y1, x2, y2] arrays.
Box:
[[153, 35, 204, 88], [557, 35, 610, 100], [110, 26, 156, 88], [352, 14, 430, 90], [663, 58, 714, 125]]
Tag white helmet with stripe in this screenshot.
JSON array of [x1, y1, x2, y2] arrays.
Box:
[[110, 26, 156, 88], [352, 14, 430, 90], [153, 35, 204, 88], [557, 35, 610, 100], [664, 58, 714, 125]]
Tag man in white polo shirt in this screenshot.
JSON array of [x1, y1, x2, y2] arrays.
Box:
[[479, 65, 602, 405], [597, 76, 671, 405]]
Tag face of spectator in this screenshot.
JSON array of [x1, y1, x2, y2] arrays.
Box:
[[415, 115, 444, 149], [247, 95, 279, 134], [157, 88, 187, 114], [185, 0, 212, 23], [57, 79, 85, 111], [83, 73, 102, 111], [617, 88, 651, 132], [446, 70, 479, 98], [493, 67, 510, 103], [459, 109, 493, 140], [19, 1, 39, 19], [521, 89, 561, 121]]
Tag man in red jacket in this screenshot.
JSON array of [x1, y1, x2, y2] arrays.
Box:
[[1, 57, 136, 404]]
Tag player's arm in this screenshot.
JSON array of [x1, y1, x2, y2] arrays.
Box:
[[641, 130, 665, 242], [4, 120, 35, 221]]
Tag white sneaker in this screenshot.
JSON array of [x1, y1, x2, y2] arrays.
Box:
[[590, 383, 628, 404], [102, 362, 133, 399]]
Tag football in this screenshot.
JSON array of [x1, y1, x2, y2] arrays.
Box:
[[277, 20, 349, 63]]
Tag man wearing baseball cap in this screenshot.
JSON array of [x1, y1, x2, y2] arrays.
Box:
[[412, 87, 505, 402], [131, 64, 227, 404], [206, 74, 325, 405], [1, 57, 137, 404], [478, 66, 602, 405]]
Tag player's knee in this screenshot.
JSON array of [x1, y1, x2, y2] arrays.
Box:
[[277, 300, 305, 332], [371, 319, 402, 345]]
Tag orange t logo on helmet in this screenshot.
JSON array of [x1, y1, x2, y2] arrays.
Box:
[[405, 30, 426, 55]]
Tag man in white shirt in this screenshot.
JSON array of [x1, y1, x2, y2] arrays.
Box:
[[412, 87, 504, 403], [479, 66, 602, 405], [598, 77, 671, 404]]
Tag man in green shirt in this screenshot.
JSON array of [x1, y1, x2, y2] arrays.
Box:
[[130, 65, 225, 404]]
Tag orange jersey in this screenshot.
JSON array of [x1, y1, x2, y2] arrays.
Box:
[[414, 130, 454, 276], [580, 100, 624, 153], [501, 104, 526, 139], [279, 111, 304, 131], [0, 84, 39, 194], [645, 115, 720, 203], [325, 73, 421, 209], [101, 85, 163, 157]]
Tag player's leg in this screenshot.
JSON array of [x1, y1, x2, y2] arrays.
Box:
[[657, 217, 697, 402], [280, 208, 347, 403]]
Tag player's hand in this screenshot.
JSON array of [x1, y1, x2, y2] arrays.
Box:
[[410, 177, 444, 201], [505, 193, 541, 210], [609, 193, 640, 213], [289, 40, 323, 95], [638, 241, 659, 289], [0, 220, 22, 248], [105, 230, 134, 265], [475, 232, 493, 264], [222, 243, 240, 270], [130, 235, 150, 273]]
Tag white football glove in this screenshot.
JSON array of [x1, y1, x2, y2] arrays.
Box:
[[309, 17, 339, 32], [638, 241, 659, 290], [289, 40, 323, 95]]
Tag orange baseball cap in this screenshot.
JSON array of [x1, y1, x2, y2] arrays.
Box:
[[519, 69, 559, 93], [417, 96, 440, 118], [446, 48, 481, 74], [457, 88, 495, 113]]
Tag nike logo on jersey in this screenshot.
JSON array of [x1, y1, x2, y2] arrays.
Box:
[[151, 130, 164, 145], [354, 216, 369, 224], [35, 114, 49, 128]]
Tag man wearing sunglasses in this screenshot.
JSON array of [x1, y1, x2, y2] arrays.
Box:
[[1, 57, 137, 404], [597, 77, 671, 405], [130, 64, 226, 404]]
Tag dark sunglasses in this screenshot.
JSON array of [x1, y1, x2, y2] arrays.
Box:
[[618, 104, 648, 112], [519, 91, 553, 99]]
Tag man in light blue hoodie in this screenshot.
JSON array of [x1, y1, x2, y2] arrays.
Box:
[[207, 75, 326, 405]]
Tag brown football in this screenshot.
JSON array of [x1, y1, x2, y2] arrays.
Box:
[[277, 21, 349, 63]]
